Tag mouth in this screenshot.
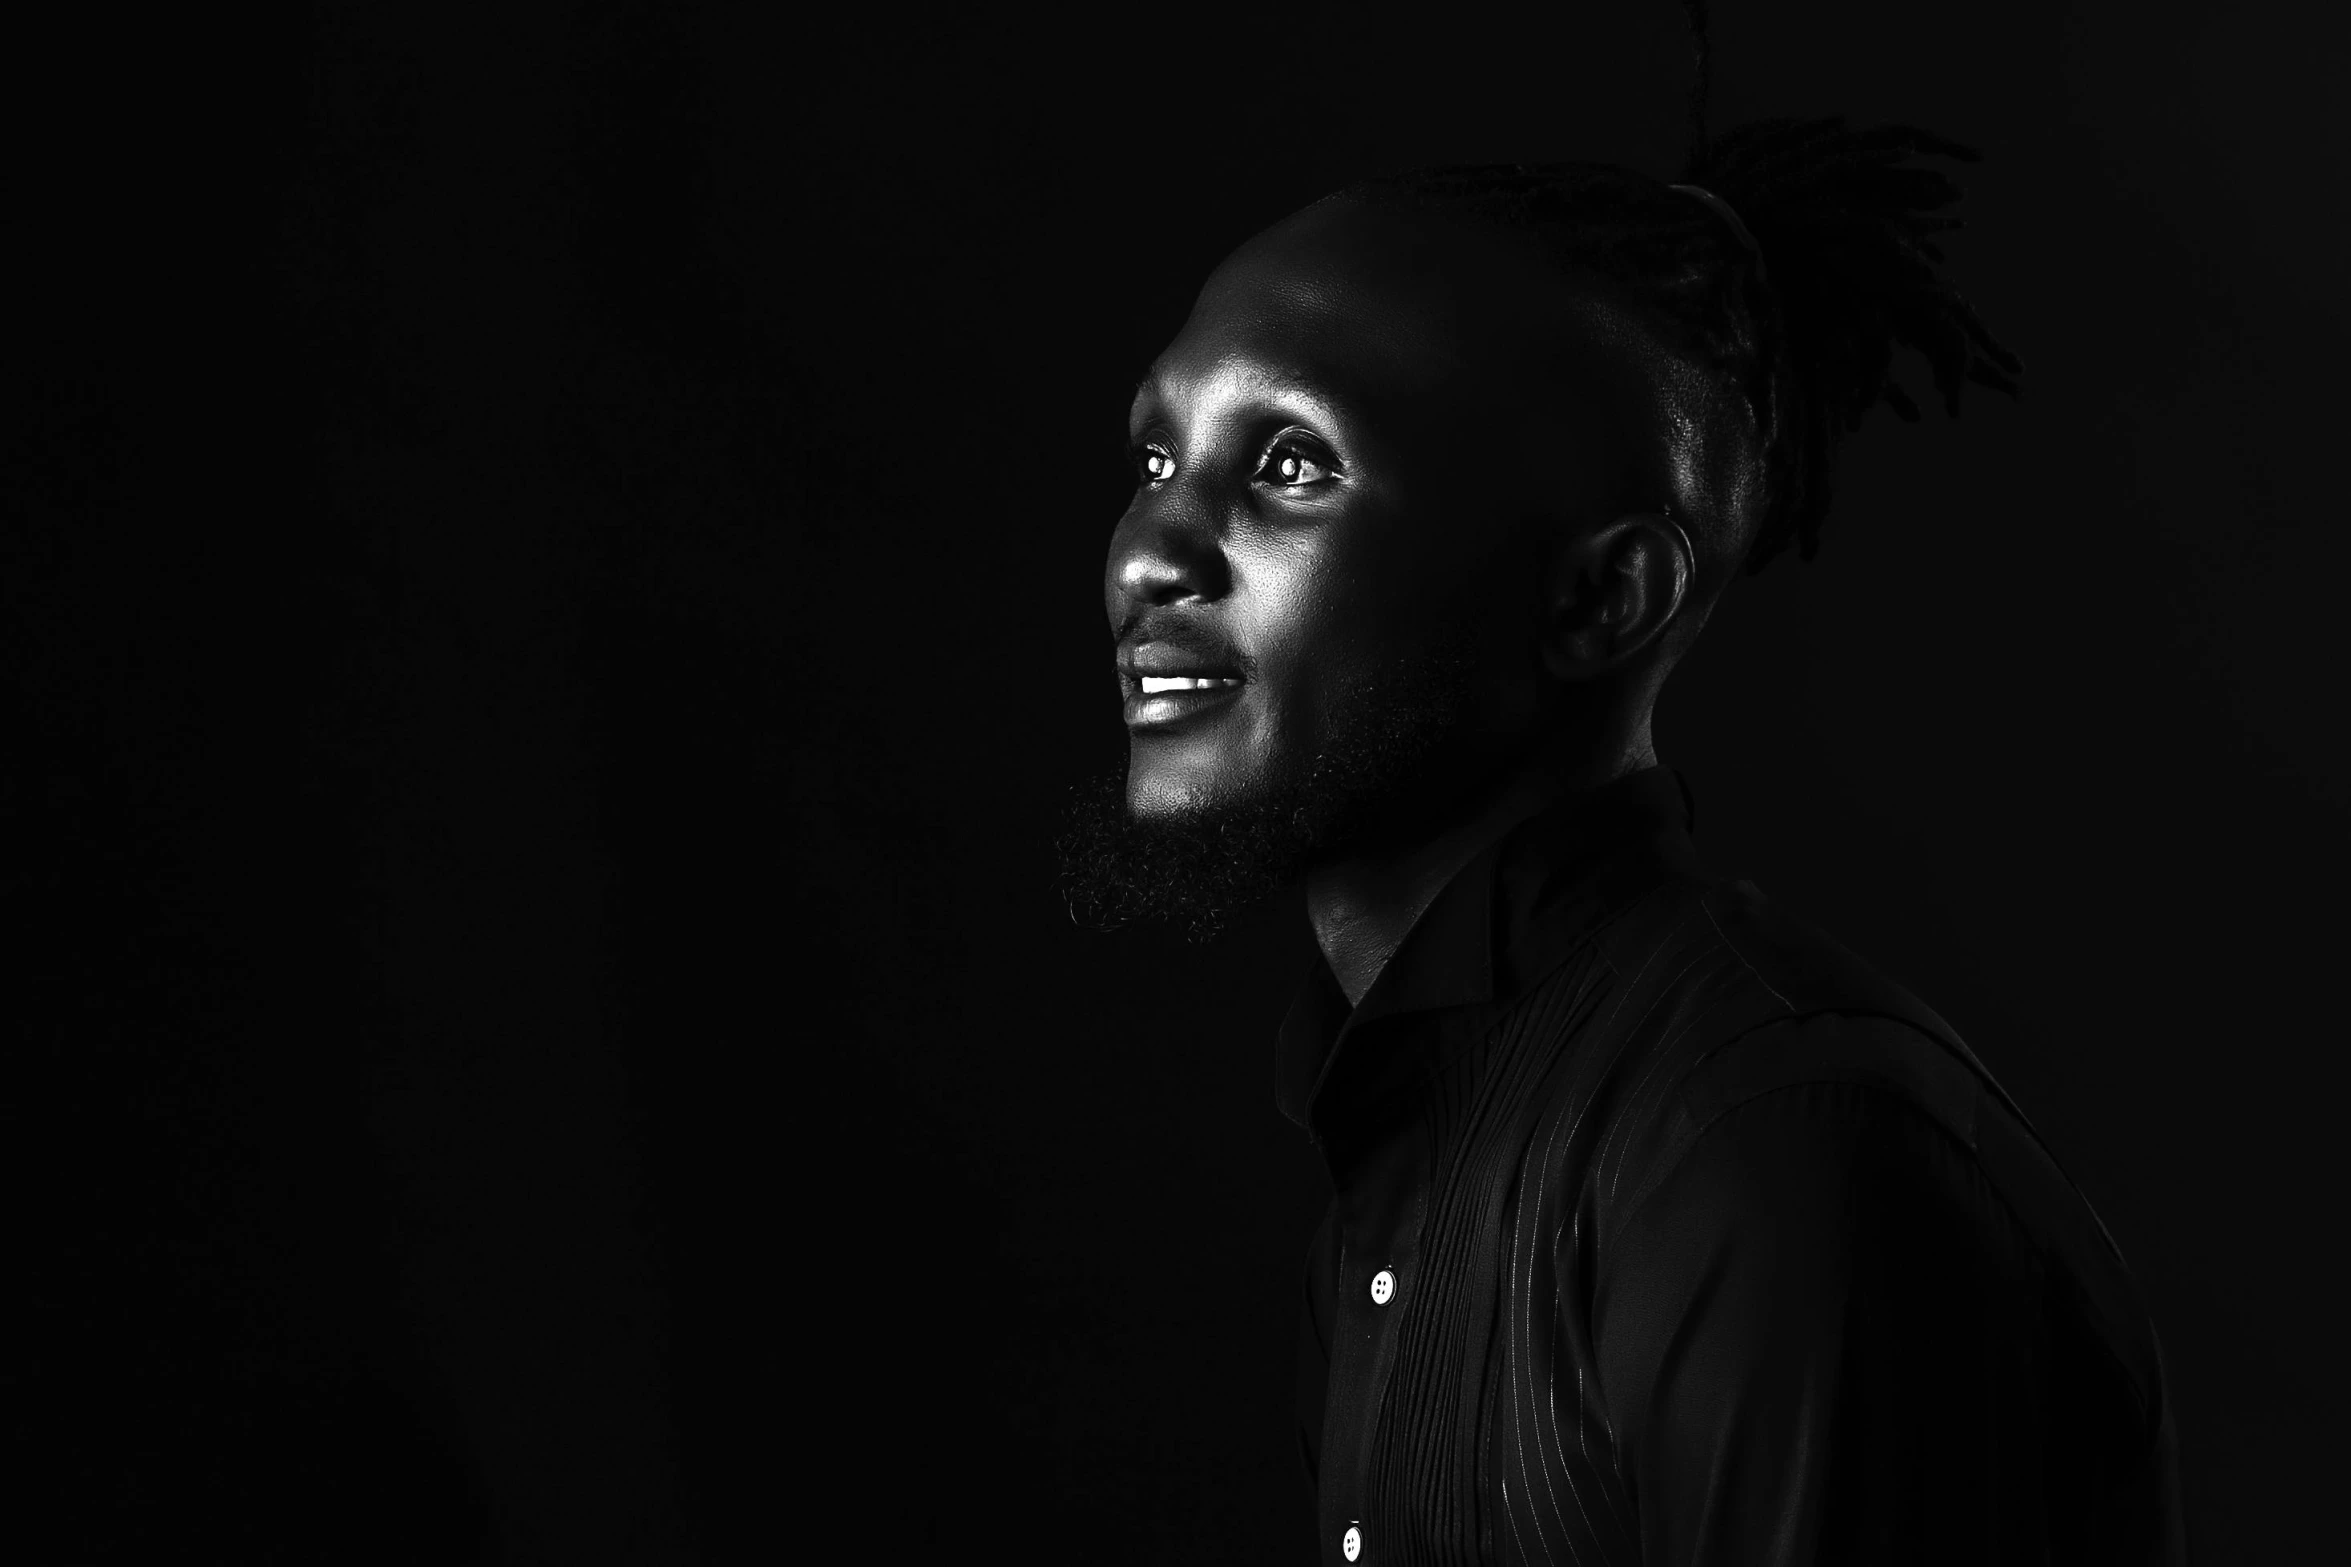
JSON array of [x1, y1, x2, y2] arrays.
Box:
[[1122, 672, 1246, 730], [1117, 628, 1249, 731]]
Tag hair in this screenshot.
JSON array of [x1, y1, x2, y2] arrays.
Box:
[[1336, 0, 2022, 578]]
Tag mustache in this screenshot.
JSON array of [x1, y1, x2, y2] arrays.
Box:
[[1111, 610, 1258, 679]]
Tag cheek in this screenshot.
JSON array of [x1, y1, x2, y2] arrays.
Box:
[[1232, 532, 1344, 643], [1237, 512, 1506, 673], [1265, 538, 1548, 751], [1222, 545, 1335, 747], [1226, 531, 1369, 718]]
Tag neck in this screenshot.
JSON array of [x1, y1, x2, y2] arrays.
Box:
[[1304, 721, 1657, 1007]]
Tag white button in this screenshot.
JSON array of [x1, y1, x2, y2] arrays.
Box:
[[1342, 1523, 1362, 1561], [1369, 1269, 1396, 1306]]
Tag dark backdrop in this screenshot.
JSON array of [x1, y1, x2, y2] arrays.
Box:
[[5, 2, 2340, 1562]]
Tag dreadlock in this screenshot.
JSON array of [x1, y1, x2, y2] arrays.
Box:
[[1338, 1, 2022, 575]]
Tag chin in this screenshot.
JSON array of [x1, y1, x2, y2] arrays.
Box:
[[1126, 747, 1274, 822], [1127, 685, 1314, 817]]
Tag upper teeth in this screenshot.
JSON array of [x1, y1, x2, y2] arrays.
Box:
[[1139, 676, 1240, 694]]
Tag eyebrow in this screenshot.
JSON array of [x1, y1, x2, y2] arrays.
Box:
[[1128, 363, 1344, 421]]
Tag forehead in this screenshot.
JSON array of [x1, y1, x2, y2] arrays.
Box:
[[1138, 197, 1640, 431]]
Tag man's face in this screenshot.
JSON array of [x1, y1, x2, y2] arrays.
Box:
[[1104, 198, 1625, 837]]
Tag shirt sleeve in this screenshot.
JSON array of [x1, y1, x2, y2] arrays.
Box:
[[1591, 1074, 2053, 1566]]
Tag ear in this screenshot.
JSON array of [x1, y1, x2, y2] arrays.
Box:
[[1539, 513, 1694, 681]]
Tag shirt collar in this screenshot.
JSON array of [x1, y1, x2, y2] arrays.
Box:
[[1274, 765, 1700, 1134]]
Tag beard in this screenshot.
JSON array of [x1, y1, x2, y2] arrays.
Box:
[[1055, 633, 1482, 943]]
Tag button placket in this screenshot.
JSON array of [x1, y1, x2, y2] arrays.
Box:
[[1317, 1085, 1429, 1567]]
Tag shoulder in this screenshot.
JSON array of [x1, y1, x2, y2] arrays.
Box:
[[1652, 873, 1976, 1045], [1587, 877, 2169, 1433], [1573, 873, 1996, 1187], [1585, 872, 2012, 1151], [1678, 878, 1994, 1150]]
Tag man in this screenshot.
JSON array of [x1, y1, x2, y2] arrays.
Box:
[[1060, 118, 2184, 1564]]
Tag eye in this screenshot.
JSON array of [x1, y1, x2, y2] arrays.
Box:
[[1135, 442, 1177, 485], [1257, 437, 1337, 489]]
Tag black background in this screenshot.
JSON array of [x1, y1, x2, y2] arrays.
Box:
[[4, 2, 2341, 1562]]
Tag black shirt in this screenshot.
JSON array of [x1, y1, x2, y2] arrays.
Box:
[[1282, 767, 2184, 1566]]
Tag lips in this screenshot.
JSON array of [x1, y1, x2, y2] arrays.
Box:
[[1117, 637, 1247, 730], [1123, 677, 1244, 730]]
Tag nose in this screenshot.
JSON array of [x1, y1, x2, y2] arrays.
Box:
[[1106, 495, 1230, 620]]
